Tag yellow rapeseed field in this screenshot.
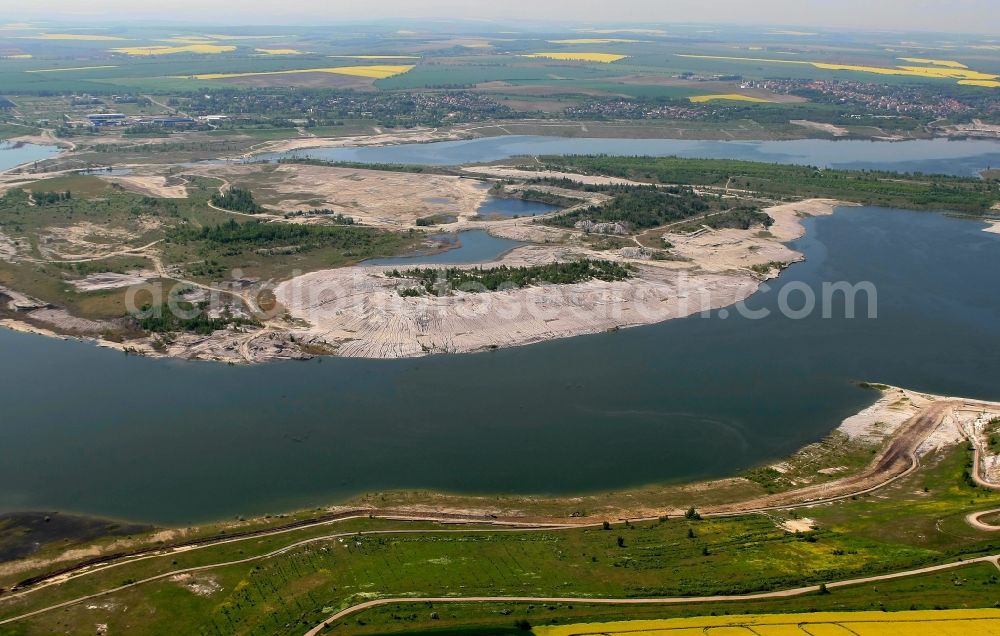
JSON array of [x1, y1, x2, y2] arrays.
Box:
[[323, 65, 414, 78], [524, 52, 628, 63], [255, 48, 305, 55], [898, 57, 968, 68], [186, 65, 414, 80], [676, 54, 1000, 87], [816, 62, 997, 81], [534, 609, 1000, 636], [690, 93, 773, 103], [111, 44, 236, 56], [26, 33, 127, 41], [547, 39, 640, 44], [960, 79, 1000, 87]]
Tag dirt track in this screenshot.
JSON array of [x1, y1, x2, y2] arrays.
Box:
[[709, 400, 960, 515]]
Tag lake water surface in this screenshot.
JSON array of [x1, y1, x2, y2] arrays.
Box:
[[477, 197, 561, 219], [2, 206, 998, 524], [0, 142, 60, 172], [363, 230, 524, 266], [262, 136, 1000, 177]]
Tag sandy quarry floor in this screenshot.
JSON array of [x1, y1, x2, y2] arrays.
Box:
[[243, 127, 470, 158], [69, 270, 157, 292], [665, 199, 847, 275], [461, 165, 648, 186], [262, 199, 849, 360], [0, 229, 21, 261], [276, 245, 757, 358], [98, 173, 189, 199], [37, 219, 160, 261], [186, 163, 492, 227], [837, 384, 1000, 458]]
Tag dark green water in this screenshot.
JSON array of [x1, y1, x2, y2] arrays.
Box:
[[1, 206, 999, 525]]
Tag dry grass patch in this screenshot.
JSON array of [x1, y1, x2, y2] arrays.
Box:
[[255, 48, 306, 55], [186, 65, 413, 80], [524, 52, 628, 63], [111, 44, 236, 56], [690, 93, 773, 103]]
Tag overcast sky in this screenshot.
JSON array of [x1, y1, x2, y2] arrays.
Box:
[[8, 0, 1000, 34]]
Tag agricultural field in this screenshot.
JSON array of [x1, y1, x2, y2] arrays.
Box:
[[535, 610, 1000, 636], [2, 22, 999, 110], [2, 15, 1000, 636]]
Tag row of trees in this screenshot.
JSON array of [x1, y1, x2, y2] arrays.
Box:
[[169, 219, 399, 254], [388, 259, 634, 296], [539, 155, 1000, 214]]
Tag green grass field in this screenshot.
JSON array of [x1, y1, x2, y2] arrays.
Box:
[[2, 445, 1000, 635]]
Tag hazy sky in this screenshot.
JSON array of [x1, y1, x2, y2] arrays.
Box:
[[8, 0, 1000, 34]]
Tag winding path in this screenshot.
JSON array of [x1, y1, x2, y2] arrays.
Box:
[[304, 555, 1000, 636]]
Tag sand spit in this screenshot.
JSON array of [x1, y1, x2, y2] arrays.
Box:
[[277, 254, 757, 359], [244, 127, 471, 158], [461, 165, 648, 187], [839, 385, 998, 456]]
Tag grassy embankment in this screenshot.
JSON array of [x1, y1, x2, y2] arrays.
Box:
[[4, 445, 1000, 635]]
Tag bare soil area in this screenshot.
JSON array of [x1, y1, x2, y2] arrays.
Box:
[[188, 163, 491, 227]]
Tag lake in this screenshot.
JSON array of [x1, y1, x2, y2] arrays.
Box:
[[261, 136, 1000, 177], [362, 230, 525, 266], [0, 142, 61, 172], [477, 197, 561, 218], [1, 206, 998, 525]]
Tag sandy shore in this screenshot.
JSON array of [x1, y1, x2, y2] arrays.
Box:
[[461, 165, 648, 186], [984, 219, 1000, 234], [244, 127, 472, 158], [276, 252, 757, 358], [272, 199, 846, 359]]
